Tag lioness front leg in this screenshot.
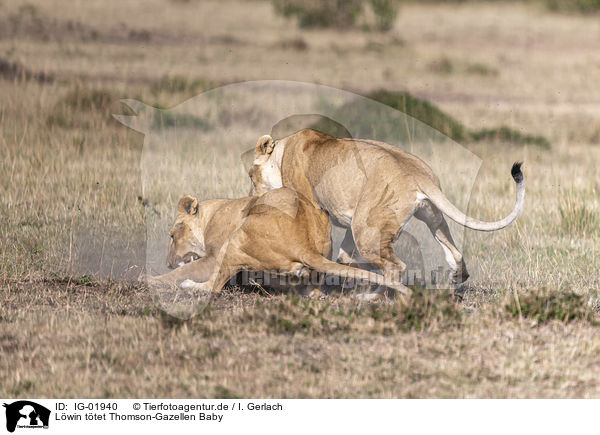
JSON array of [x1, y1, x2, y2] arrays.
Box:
[[147, 256, 216, 288], [190, 234, 264, 293]]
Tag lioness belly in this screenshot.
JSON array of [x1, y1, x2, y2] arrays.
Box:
[[310, 162, 364, 227]]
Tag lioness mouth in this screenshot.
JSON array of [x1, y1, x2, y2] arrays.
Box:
[[175, 253, 200, 268]]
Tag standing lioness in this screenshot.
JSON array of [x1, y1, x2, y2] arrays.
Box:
[[249, 129, 525, 290], [148, 188, 411, 295]]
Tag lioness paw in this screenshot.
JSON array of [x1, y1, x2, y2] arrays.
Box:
[[180, 279, 199, 289]]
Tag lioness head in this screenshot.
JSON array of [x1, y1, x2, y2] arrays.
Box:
[[167, 195, 204, 268], [249, 134, 282, 195], [248, 165, 267, 196]]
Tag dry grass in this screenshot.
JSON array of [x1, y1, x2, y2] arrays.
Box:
[[1, 0, 599, 398], [559, 188, 599, 237], [1, 282, 598, 398]]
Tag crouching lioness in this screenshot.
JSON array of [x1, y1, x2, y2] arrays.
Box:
[[148, 188, 411, 296]]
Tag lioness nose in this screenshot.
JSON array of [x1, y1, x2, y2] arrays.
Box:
[[167, 255, 179, 269]]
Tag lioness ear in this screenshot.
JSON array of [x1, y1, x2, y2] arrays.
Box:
[[177, 195, 199, 215], [254, 135, 275, 156]]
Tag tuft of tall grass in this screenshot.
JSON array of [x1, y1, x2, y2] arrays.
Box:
[[558, 189, 599, 238], [46, 86, 128, 129]]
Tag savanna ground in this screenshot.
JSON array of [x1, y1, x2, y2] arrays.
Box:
[[1, 0, 599, 398]]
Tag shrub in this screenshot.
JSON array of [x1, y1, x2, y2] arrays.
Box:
[[273, 0, 362, 29], [353, 89, 470, 142], [272, 0, 399, 32], [332, 89, 551, 148], [545, 0, 600, 12], [367, 0, 399, 31]]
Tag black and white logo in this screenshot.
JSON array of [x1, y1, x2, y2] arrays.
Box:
[[3, 401, 50, 433]]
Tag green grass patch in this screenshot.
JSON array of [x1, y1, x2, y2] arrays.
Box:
[[319, 89, 469, 142], [243, 290, 462, 336], [272, 0, 399, 32], [350, 90, 551, 148], [366, 89, 470, 141], [545, 0, 600, 12], [150, 75, 214, 97], [45, 83, 210, 130], [465, 62, 499, 77], [364, 290, 462, 333], [471, 126, 550, 149], [505, 288, 597, 325], [428, 57, 454, 75], [213, 385, 242, 399], [151, 111, 212, 130]]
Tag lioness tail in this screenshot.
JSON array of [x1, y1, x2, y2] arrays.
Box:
[[421, 162, 525, 232]]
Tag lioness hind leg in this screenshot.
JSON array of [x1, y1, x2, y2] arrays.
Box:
[[301, 253, 412, 298], [335, 228, 380, 272], [351, 201, 414, 297], [336, 228, 357, 264], [414, 200, 469, 285]]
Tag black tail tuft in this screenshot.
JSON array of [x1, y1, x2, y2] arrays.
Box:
[[511, 162, 523, 183]]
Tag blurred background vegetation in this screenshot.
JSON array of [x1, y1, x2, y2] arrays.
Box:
[[272, 0, 600, 33]]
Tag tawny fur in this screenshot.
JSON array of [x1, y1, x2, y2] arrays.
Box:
[[149, 188, 411, 296], [249, 129, 525, 287]]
